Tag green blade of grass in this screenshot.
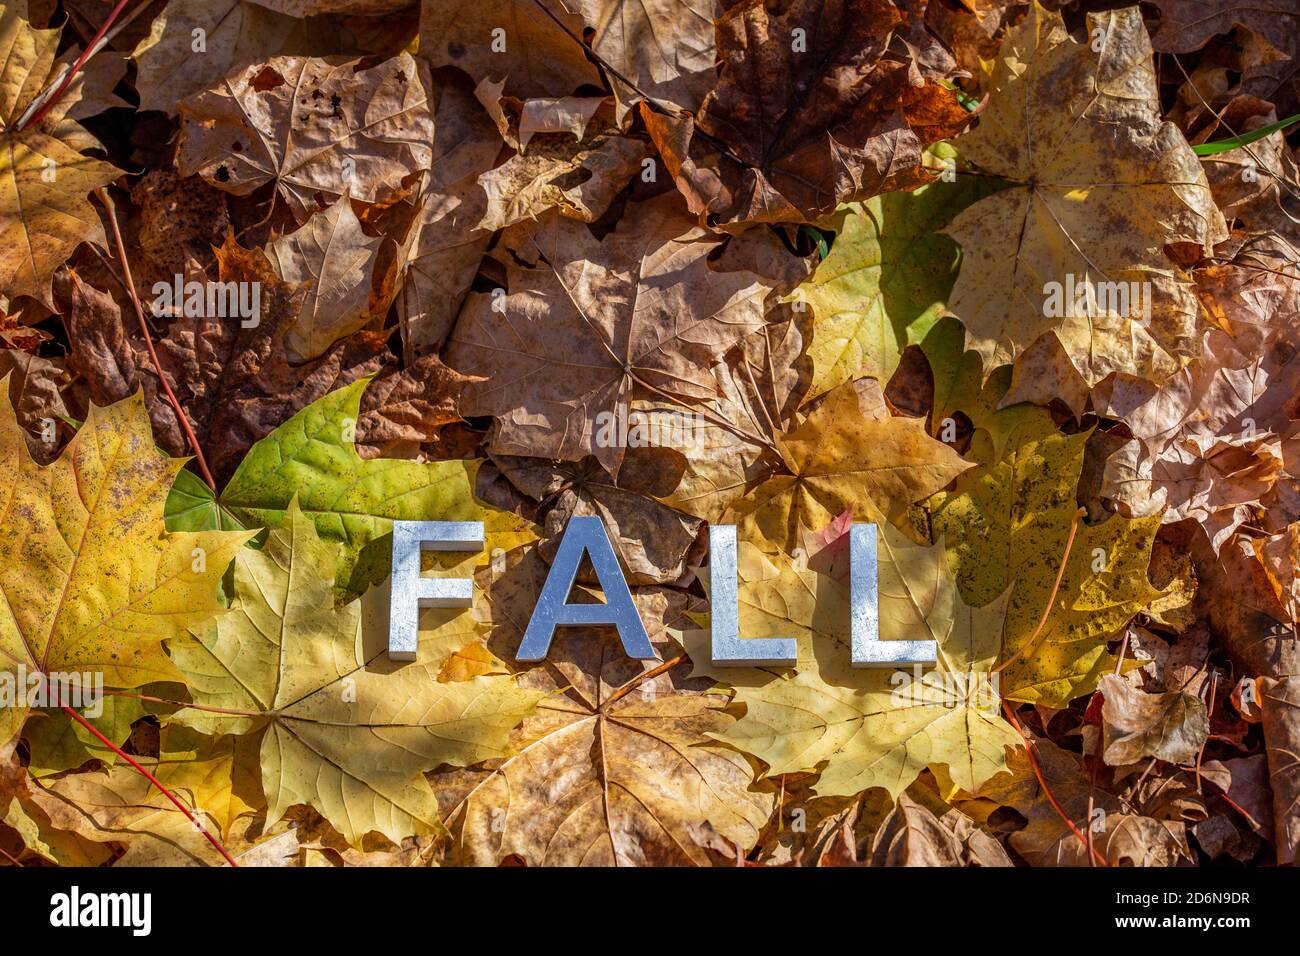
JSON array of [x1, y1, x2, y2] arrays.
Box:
[[1194, 113, 1300, 156]]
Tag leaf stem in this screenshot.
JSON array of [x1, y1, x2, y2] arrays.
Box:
[[93, 188, 218, 491], [17, 0, 136, 132], [102, 688, 258, 718], [59, 705, 238, 867], [603, 655, 685, 709], [1001, 702, 1108, 867], [995, 506, 1085, 675]]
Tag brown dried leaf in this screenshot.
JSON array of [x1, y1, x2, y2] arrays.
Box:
[[268, 197, 383, 362], [1098, 673, 1210, 767], [394, 70, 502, 354], [418, 0, 600, 100], [156, 235, 391, 481], [493, 453, 703, 585], [434, 547, 773, 866], [356, 352, 481, 456], [445, 193, 778, 472], [178, 52, 434, 219]]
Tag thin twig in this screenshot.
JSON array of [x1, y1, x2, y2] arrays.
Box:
[[1194, 670, 1217, 795], [61, 705, 238, 867], [1085, 691, 1105, 868], [94, 188, 218, 491]]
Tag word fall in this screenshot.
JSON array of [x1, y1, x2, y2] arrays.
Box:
[[387, 516, 934, 668]]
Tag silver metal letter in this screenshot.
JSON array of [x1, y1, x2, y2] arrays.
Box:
[[709, 525, 797, 666], [850, 523, 936, 667], [516, 516, 655, 661], [387, 521, 484, 661]]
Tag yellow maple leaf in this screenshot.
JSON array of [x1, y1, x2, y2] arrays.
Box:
[[681, 527, 1021, 799], [0, 386, 254, 747], [724, 378, 972, 553], [0, 7, 121, 306], [168, 500, 544, 847], [943, 2, 1226, 384]]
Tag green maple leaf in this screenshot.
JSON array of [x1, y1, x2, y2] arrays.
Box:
[[165, 379, 484, 595], [788, 149, 1005, 402]]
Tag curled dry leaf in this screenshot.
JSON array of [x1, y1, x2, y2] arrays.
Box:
[[1098, 673, 1210, 767], [64, 270, 186, 455], [0, 346, 68, 463], [476, 132, 650, 232], [1259, 675, 1300, 863], [267, 197, 384, 363], [355, 352, 482, 456]]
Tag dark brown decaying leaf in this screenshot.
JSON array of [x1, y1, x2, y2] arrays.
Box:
[[356, 353, 482, 457], [646, 0, 969, 228], [63, 271, 186, 456], [155, 235, 391, 481], [0, 347, 69, 464], [1150, 0, 1298, 70], [130, 171, 230, 282]]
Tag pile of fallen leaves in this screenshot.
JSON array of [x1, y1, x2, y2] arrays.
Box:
[[0, 0, 1297, 868]]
